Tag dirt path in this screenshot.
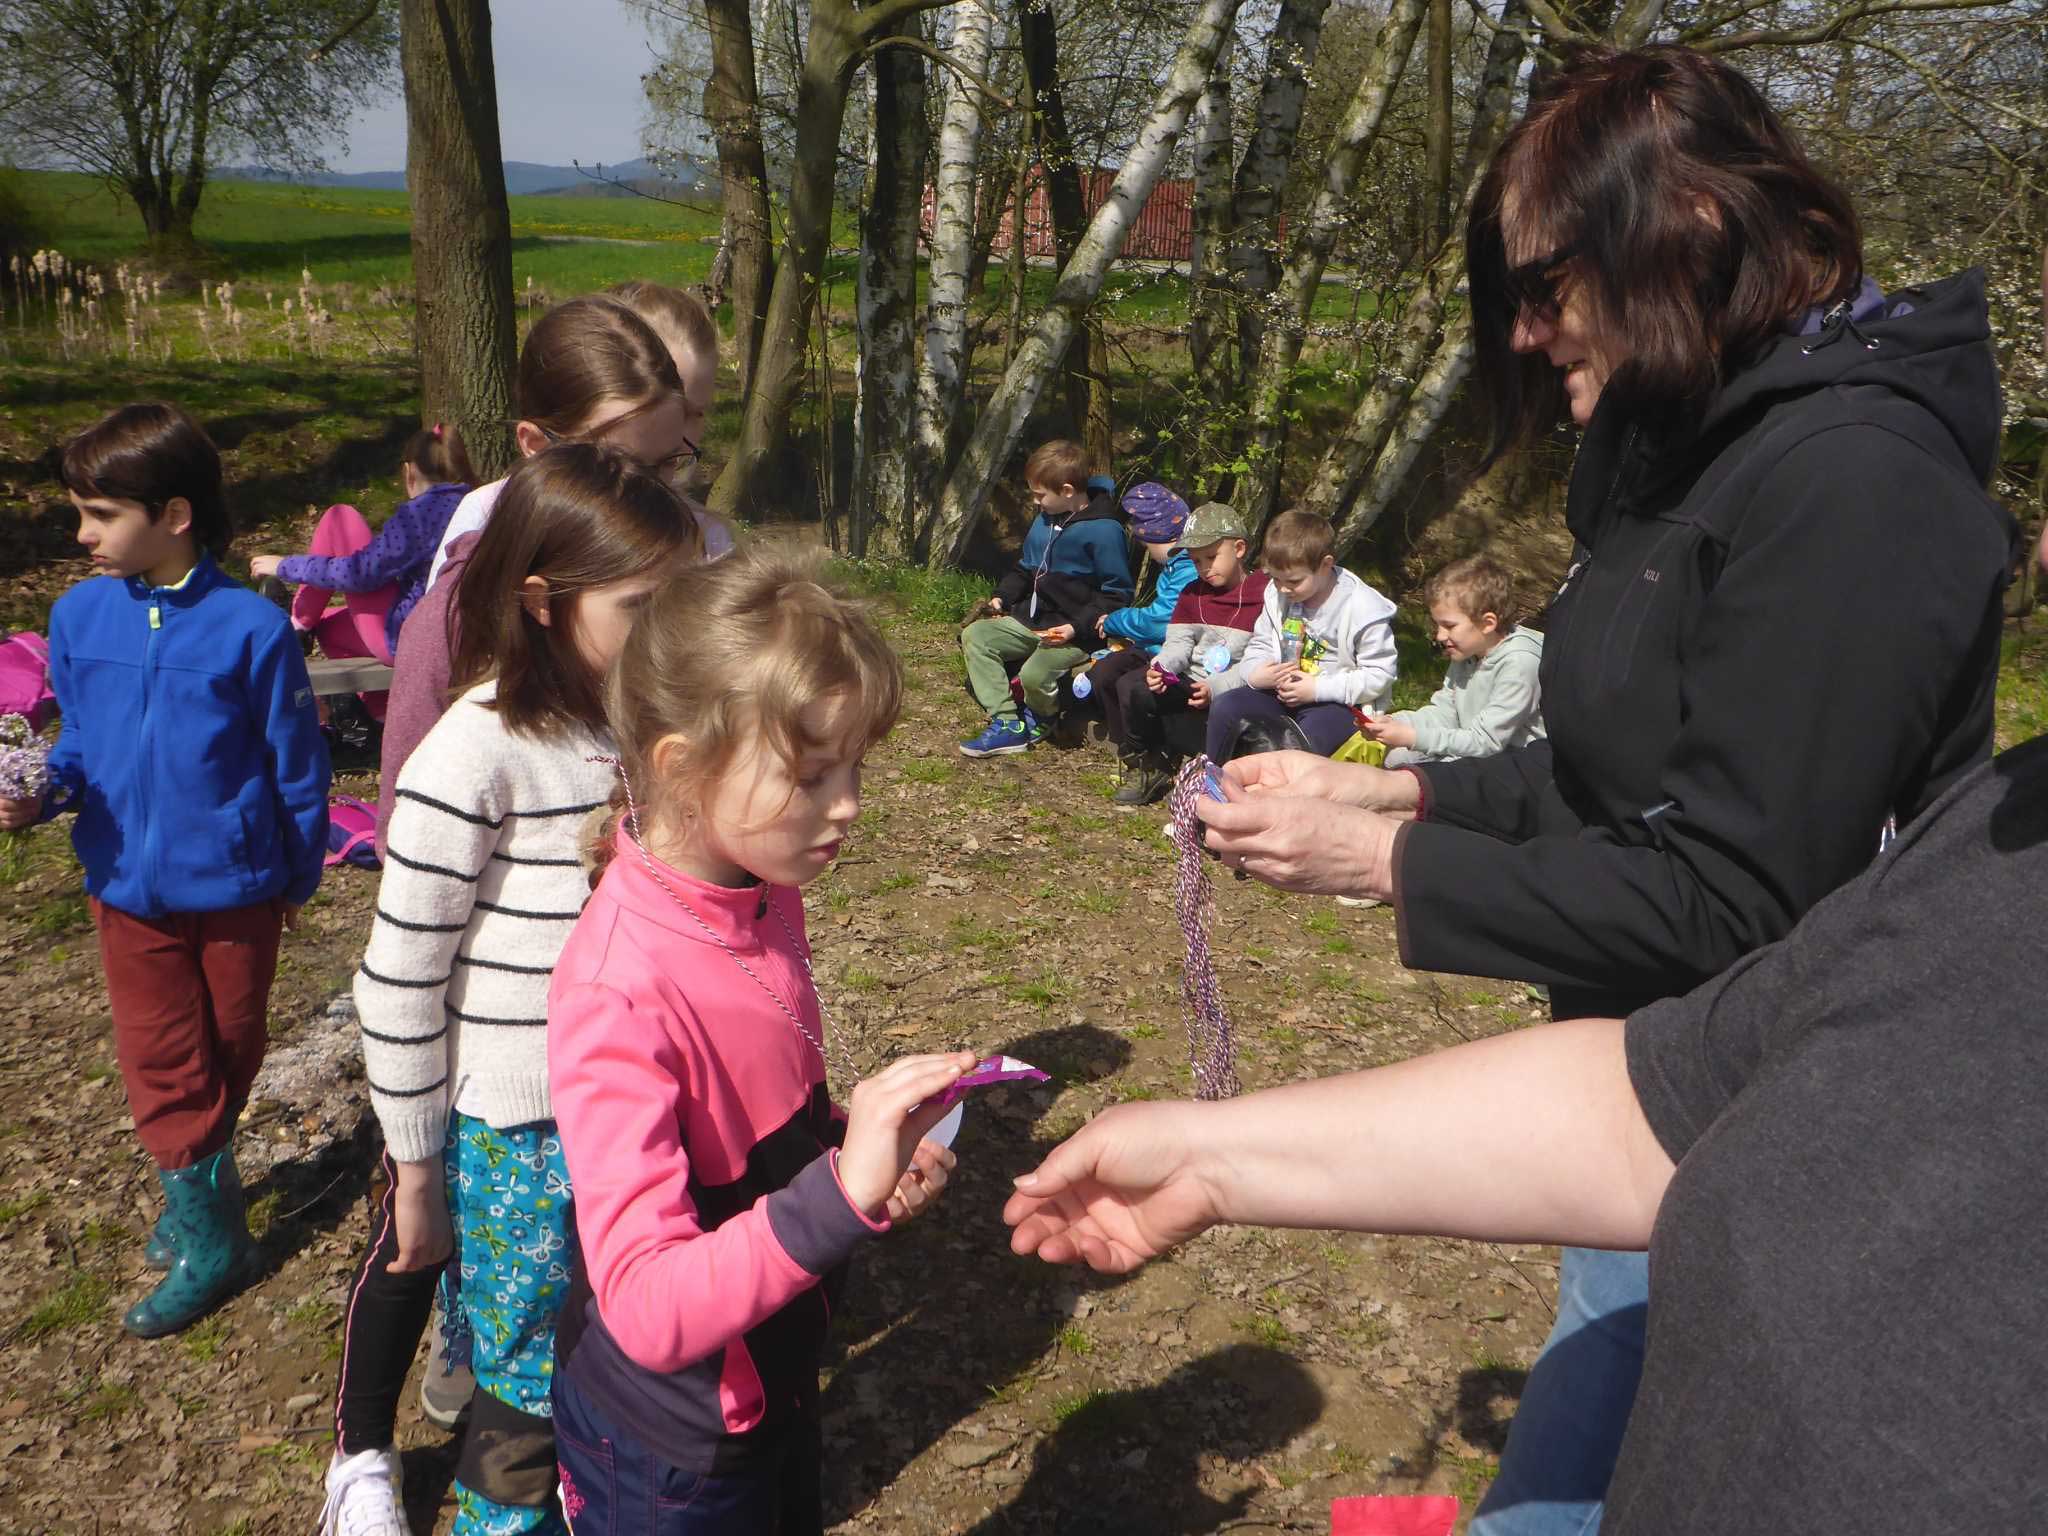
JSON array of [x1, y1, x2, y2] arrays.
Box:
[[0, 595, 1548, 1535]]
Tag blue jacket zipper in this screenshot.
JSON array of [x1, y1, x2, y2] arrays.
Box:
[[138, 583, 162, 912]]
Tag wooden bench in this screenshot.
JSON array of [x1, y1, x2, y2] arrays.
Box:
[[306, 656, 394, 697]]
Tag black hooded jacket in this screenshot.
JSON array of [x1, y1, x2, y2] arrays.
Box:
[[1392, 269, 2017, 1020]]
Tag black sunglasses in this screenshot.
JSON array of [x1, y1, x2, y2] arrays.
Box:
[[1501, 238, 1583, 320], [535, 422, 701, 480]]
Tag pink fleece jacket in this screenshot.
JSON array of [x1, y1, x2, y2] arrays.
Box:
[[548, 831, 885, 1469]]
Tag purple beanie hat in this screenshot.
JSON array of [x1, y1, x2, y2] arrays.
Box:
[[1122, 482, 1190, 542]]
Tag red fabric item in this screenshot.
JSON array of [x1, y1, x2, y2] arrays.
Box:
[[93, 896, 284, 1168], [1329, 1496, 1460, 1536]]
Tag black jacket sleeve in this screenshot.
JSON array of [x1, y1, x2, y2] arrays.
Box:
[[1393, 428, 2009, 1001], [993, 566, 1031, 612], [1413, 740, 1567, 843]]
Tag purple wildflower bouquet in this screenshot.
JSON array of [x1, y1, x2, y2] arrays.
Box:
[[0, 713, 50, 805]]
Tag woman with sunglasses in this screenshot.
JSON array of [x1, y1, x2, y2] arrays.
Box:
[[1194, 45, 2014, 1535]]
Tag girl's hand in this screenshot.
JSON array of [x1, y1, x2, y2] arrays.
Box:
[[1005, 1103, 1220, 1273], [1245, 661, 1287, 691], [839, 1052, 978, 1218], [1188, 679, 1212, 709], [1274, 669, 1316, 706], [388, 1160, 453, 1273], [885, 1138, 958, 1224], [1363, 717, 1416, 748], [0, 794, 43, 831], [248, 554, 283, 579]]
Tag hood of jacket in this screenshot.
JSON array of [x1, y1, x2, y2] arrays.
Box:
[[1480, 626, 1544, 671], [1573, 268, 2001, 536]]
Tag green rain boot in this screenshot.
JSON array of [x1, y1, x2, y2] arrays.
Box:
[[122, 1147, 259, 1338]]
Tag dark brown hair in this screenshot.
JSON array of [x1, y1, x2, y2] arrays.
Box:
[[596, 542, 902, 871], [1024, 439, 1091, 494], [59, 402, 231, 558], [517, 296, 684, 440], [1468, 44, 1862, 453], [1423, 554, 1517, 627], [403, 421, 477, 487], [452, 443, 703, 739], [607, 281, 718, 368], [1260, 508, 1336, 573]]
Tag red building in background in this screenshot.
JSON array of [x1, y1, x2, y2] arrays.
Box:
[[922, 169, 1198, 263]]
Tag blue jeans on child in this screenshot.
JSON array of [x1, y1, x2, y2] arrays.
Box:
[[1469, 1247, 1649, 1536], [1204, 686, 1359, 762], [446, 1113, 575, 1536], [554, 1371, 823, 1536]]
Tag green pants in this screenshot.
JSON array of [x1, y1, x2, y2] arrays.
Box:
[[961, 616, 1088, 719]]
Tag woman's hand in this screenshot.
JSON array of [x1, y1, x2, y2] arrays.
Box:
[[1223, 750, 1420, 813], [1198, 791, 1399, 899], [1005, 1103, 1221, 1273], [884, 1138, 958, 1224], [839, 1052, 978, 1218], [1274, 669, 1317, 707], [247, 554, 284, 579], [1244, 661, 1288, 691], [1360, 716, 1416, 749], [388, 1159, 453, 1273]]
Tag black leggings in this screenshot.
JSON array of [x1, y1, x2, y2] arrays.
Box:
[[1085, 648, 1152, 749], [333, 1149, 443, 1455], [1113, 666, 1208, 758]]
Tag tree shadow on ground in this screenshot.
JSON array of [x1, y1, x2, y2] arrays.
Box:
[[820, 1023, 1132, 1518], [1380, 1364, 1529, 1497], [958, 1344, 1324, 1536]]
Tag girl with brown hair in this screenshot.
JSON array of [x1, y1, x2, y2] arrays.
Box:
[[321, 445, 702, 1536]]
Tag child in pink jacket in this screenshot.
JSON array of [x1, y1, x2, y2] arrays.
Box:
[[549, 546, 970, 1535]]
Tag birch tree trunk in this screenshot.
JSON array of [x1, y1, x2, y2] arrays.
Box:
[[402, 0, 516, 480], [1235, 0, 1431, 534], [852, 23, 928, 560], [1421, 0, 1454, 250], [924, 0, 1245, 568], [1227, 0, 1333, 385], [702, 0, 775, 399], [1186, 49, 1236, 401], [912, 0, 998, 535]]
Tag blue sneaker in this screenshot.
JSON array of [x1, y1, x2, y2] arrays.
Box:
[[959, 711, 1038, 757]]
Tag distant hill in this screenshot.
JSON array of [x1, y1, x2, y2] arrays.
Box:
[[215, 157, 713, 198]]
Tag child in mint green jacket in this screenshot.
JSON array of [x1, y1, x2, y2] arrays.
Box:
[[1363, 556, 1545, 766]]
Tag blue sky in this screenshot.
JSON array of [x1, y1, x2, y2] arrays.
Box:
[[321, 0, 660, 172]]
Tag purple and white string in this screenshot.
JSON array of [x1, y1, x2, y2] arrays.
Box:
[[1166, 755, 1240, 1101]]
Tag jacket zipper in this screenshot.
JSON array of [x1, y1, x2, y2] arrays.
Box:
[[139, 582, 163, 912]]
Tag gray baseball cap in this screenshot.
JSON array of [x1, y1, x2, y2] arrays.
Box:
[[1181, 502, 1249, 547]]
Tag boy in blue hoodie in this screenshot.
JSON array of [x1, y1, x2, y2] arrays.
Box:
[[0, 403, 328, 1338], [959, 440, 1133, 757]]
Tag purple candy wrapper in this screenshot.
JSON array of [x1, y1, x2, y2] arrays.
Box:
[[933, 1054, 1050, 1109]]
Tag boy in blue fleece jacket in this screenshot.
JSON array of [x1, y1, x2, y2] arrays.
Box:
[[959, 439, 1133, 756], [0, 404, 328, 1338]]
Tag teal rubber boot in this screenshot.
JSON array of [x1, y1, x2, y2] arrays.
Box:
[[143, 1212, 174, 1270], [122, 1148, 259, 1338]]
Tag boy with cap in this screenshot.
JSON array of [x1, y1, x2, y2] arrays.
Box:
[[1112, 502, 1269, 804], [959, 439, 1133, 757]]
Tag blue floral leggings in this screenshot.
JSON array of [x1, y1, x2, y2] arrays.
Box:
[[444, 1113, 574, 1536]]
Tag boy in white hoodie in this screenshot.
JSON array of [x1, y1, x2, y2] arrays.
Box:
[[1203, 508, 1399, 762], [1364, 555, 1544, 767]]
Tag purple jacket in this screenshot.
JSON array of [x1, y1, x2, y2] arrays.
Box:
[[375, 530, 479, 857], [278, 482, 469, 655]]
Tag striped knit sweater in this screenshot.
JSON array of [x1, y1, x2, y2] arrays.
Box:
[[354, 680, 613, 1163]]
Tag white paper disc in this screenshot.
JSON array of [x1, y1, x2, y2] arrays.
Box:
[[928, 1101, 965, 1150]]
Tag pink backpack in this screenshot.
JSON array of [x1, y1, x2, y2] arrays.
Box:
[[0, 633, 55, 732], [325, 794, 382, 869]]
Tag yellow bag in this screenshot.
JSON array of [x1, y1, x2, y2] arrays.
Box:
[[1331, 733, 1387, 767]]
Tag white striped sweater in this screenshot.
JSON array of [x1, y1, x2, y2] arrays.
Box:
[[354, 681, 613, 1163]]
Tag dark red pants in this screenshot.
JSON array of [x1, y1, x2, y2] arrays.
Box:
[[92, 897, 284, 1169]]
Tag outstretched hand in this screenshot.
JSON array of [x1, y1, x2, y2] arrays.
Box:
[[1004, 1103, 1221, 1273]]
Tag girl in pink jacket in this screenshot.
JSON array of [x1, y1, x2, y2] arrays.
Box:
[[548, 545, 971, 1534]]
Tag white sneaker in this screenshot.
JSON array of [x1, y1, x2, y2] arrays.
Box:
[[320, 1447, 412, 1536], [1335, 895, 1382, 908]]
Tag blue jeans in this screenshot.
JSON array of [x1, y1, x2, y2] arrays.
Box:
[[553, 1371, 822, 1536], [1470, 1247, 1648, 1536]]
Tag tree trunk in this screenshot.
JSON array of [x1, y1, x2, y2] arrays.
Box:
[[1019, 0, 1100, 446], [912, 0, 998, 534], [1235, 0, 1432, 535], [924, 0, 1245, 568], [703, 0, 775, 399], [401, 0, 517, 481], [852, 28, 928, 561], [1228, 0, 1332, 384], [1187, 48, 1235, 405], [1421, 0, 1453, 251]]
